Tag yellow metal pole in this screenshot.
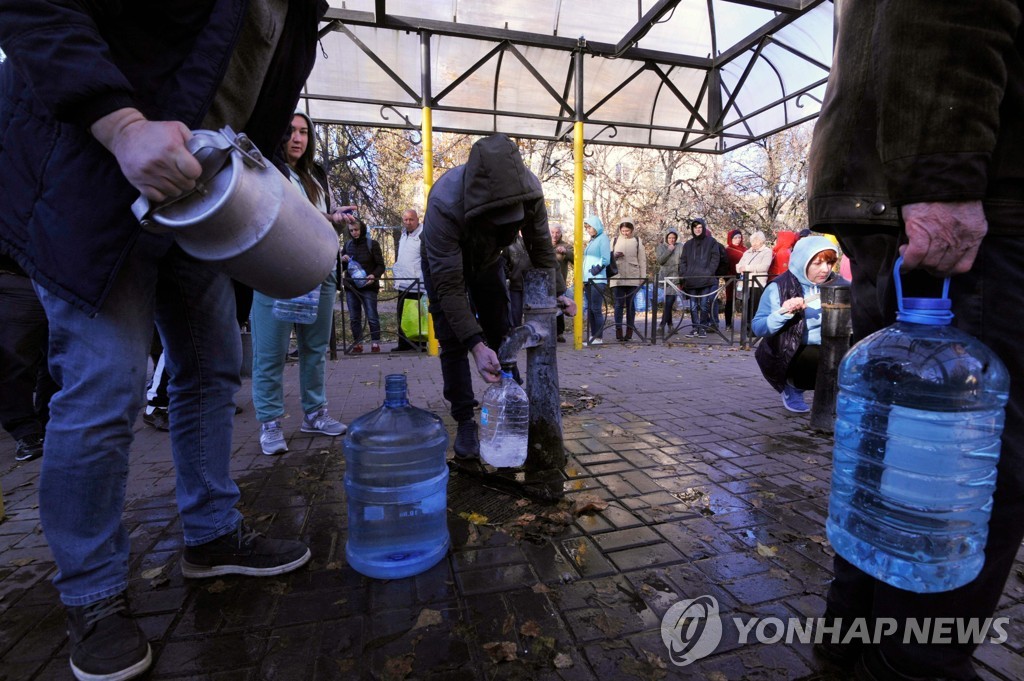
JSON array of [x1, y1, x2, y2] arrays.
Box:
[[422, 107, 439, 356], [573, 121, 585, 350]]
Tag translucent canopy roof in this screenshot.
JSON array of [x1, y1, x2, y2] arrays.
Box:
[[303, 0, 833, 153]]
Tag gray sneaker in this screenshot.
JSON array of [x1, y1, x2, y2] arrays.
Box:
[[259, 420, 288, 456], [301, 407, 347, 436]]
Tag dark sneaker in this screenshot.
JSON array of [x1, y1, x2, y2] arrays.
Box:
[[67, 593, 152, 681], [15, 434, 44, 462], [181, 522, 311, 578], [142, 407, 169, 432], [453, 420, 480, 459]]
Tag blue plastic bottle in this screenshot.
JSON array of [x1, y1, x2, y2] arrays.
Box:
[[826, 259, 1009, 592], [271, 287, 320, 324], [344, 374, 450, 579], [347, 259, 368, 288], [479, 366, 529, 468]]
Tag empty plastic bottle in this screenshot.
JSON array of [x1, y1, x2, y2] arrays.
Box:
[[344, 374, 450, 579], [347, 259, 368, 287], [271, 286, 320, 324], [479, 365, 529, 468], [826, 259, 1009, 593]]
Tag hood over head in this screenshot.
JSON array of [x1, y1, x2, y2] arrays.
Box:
[[664, 228, 679, 243], [584, 215, 606, 236], [727, 229, 744, 247], [463, 134, 543, 225], [790, 235, 838, 286], [774, 230, 799, 251], [689, 217, 708, 238]]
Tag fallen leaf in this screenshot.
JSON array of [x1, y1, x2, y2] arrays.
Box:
[[514, 499, 530, 508], [532, 583, 552, 593], [809, 534, 828, 544], [708, 672, 729, 681], [512, 513, 537, 525], [798, 474, 817, 482], [572, 494, 609, 515], [482, 641, 518, 663], [756, 542, 778, 557], [140, 567, 165, 580], [9, 558, 33, 567], [458, 511, 489, 525], [413, 608, 443, 630], [206, 580, 230, 593], [642, 649, 667, 669], [502, 613, 516, 636], [519, 620, 542, 637], [553, 652, 574, 669], [594, 613, 624, 637]]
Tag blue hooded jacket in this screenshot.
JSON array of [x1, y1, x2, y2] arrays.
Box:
[[752, 235, 840, 345], [582, 215, 611, 284]]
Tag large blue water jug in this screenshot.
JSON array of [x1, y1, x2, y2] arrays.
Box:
[[826, 259, 1009, 592], [271, 286, 320, 324], [344, 374, 450, 579]]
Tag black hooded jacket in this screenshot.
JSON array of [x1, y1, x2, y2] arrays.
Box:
[[678, 218, 721, 290], [421, 134, 560, 344]]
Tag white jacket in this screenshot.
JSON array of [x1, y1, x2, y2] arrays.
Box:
[[392, 224, 424, 291]]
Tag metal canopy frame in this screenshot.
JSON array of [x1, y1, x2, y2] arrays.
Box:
[[303, 0, 833, 153]]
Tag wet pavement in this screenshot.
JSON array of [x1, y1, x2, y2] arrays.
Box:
[[2, 338, 1023, 680]]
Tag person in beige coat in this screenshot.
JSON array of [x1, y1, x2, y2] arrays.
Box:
[[735, 230, 773, 320], [608, 219, 648, 341]]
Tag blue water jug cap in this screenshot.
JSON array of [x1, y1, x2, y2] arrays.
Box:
[[893, 256, 954, 326]]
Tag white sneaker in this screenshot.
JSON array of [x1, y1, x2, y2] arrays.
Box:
[[590, 337, 603, 345], [301, 407, 347, 436], [259, 420, 288, 456]]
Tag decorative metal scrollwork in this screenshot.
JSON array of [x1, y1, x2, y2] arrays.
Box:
[[379, 105, 422, 144]]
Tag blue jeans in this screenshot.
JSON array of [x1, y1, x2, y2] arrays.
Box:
[[687, 285, 715, 327], [250, 272, 337, 422], [34, 235, 242, 606], [345, 287, 381, 343], [584, 281, 606, 339]]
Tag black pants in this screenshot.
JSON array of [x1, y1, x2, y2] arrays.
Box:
[[827, 228, 1024, 680], [0, 273, 58, 440], [423, 259, 513, 423]]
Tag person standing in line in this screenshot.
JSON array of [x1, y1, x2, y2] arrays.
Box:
[[722, 229, 747, 328], [582, 216, 611, 345], [678, 218, 720, 337], [608, 218, 647, 342], [550, 225, 574, 342], [0, 256, 58, 462], [806, 2, 1024, 679], [420, 134, 575, 459], [392, 209, 426, 352], [655, 228, 682, 335], [251, 112, 353, 456], [767, 229, 799, 282], [342, 218, 386, 353], [735, 230, 773, 325]]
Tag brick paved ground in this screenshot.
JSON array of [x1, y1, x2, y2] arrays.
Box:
[[2, 337, 1023, 680]]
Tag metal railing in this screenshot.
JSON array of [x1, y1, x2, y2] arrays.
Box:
[[329, 276, 425, 358]]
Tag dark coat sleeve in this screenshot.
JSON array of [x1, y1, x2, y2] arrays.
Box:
[[423, 184, 483, 344]]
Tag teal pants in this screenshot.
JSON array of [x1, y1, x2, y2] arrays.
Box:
[[250, 271, 337, 423]]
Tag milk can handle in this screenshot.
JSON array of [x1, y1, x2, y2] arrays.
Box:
[[893, 255, 953, 324], [130, 129, 236, 227]]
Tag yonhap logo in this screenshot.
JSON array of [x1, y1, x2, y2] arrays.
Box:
[[660, 595, 723, 666]]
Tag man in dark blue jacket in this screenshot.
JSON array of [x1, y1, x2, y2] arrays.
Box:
[[677, 218, 721, 336], [0, 2, 326, 679]]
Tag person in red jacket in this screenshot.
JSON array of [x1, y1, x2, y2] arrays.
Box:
[[767, 230, 799, 282], [723, 229, 747, 327]]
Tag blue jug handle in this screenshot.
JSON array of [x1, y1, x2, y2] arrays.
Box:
[[893, 255, 953, 323]]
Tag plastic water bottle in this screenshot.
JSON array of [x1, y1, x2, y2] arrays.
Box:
[[271, 287, 320, 324], [344, 374, 450, 579], [479, 366, 529, 468], [347, 259, 368, 287], [826, 259, 1009, 593]]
